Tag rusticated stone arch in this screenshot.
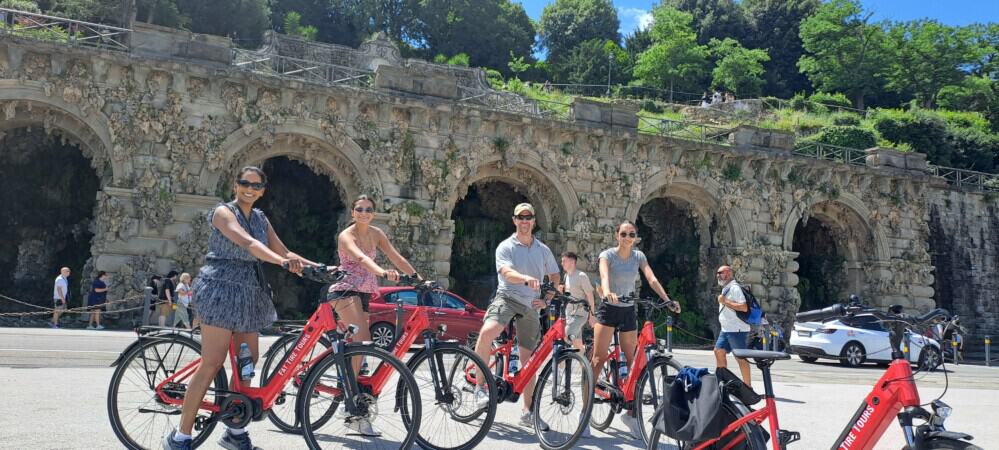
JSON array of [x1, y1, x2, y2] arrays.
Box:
[[625, 170, 748, 249], [202, 120, 373, 202], [0, 82, 117, 184], [446, 158, 579, 233]]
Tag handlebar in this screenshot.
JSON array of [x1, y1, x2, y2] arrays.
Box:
[[396, 273, 439, 291], [281, 263, 347, 284]]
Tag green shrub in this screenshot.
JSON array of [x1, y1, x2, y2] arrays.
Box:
[[809, 92, 853, 109], [485, 69, 504, 89], [801, 125, 877, 149], [788, 93, 808, 111], [871, 107, 999, 171], [641, 99, 663, 114], [831, 112, 861, 126]]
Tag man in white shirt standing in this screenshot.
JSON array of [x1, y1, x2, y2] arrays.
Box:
[[714, 265, 752, 387], [52, 267, 71, 329]]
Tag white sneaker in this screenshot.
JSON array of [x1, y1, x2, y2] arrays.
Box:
[[345, 417, 381, 437], [473, 388, 490, 411], [96, 325, 105, 330], [519, 411, 549, 431], [620, 413, 640, 440], [86, 325, 95, 330], [581, 424, 592, 439]]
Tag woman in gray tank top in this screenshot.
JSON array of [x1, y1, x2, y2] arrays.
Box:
[[591, 221, 680, 439]]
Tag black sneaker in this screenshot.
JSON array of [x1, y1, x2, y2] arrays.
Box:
[[218, 430, 262, 450], [162, 430, 192, 450]]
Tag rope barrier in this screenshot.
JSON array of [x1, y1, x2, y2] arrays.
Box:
[[0, 291, 146, 317]]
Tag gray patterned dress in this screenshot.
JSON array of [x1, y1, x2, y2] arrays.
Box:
[[192, 202, 278, 332]]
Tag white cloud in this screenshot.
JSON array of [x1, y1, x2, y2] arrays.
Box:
[[618, 7, 653, 34]]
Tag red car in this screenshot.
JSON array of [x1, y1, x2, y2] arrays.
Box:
[[367, 286, 486, 350]]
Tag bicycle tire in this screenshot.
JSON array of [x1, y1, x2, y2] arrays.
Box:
[[635, 356, 684, 445], [259, 332, 333, 434], [590, 362, 615, 430], [646, 399, 768, 450], [298, 344, 422, 450], [531, 350, 594, 450], [405, 343, 497, 450], [107, 334, 226, 450]]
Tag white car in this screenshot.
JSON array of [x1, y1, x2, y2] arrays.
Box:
[[790, 313, 942, 369]]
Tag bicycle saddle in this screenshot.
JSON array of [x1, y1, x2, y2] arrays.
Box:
[[732, 349, 791, 361]]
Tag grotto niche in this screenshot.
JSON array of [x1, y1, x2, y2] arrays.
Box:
[[635, 197, 712, 342], [0, 128, 100, 307], [792, 216, 848, 312], [252, 157, 346, 319], [449, 181, 530, 309]]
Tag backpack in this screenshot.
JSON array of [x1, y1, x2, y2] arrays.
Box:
[[652, 368, 724, 441], [733, 283, 763, 326]]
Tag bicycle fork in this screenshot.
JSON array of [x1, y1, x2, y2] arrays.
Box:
[[330, 339, 366, 417], [423, 333, 456, 404]]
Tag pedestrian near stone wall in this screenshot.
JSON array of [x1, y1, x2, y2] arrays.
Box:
[[158, 271, 178, 327], [714, 265, 752, 388], [173, 272, 193, 329], [87, 271, 109, 330], [51, 267, 70, 329]]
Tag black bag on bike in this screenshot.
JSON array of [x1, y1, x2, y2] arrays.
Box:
[[652, 369, 723, 441]]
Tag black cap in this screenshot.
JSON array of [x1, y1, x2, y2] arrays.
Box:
[[166, 270, 179, 278]]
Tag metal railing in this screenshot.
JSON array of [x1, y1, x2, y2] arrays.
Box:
[[0, 8, 130, 52], [638, 115, 732, 145], [232, 49, 373, 88], [793, 141, 868, 167], [457, 85, 552, 118], [931, 166, 999, 192]]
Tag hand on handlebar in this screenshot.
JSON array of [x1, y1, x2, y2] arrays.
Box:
[[381, 269, 400, 282], [665, 298, 681, 314], [531, 298, 547, 310], [280, 258, 305, 274], [606, 292, 619, 305], [522, 276, 540, 290]]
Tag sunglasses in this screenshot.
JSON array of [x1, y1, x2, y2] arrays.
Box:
[[619, 232, 637, 238], [514, 215, 535, 221], [354, 207, 375, 213], [237, 179, 266, 190]]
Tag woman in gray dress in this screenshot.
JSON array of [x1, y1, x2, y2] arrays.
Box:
[[164, 166, 316, 450]]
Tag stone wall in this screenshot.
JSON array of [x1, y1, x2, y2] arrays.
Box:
[[0, 29, 994, 341]]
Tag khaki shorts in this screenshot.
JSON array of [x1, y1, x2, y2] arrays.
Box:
[[484, 294, 541, 349], [158, 303, 173, 316], [564, 313, 589, 341], [53, 299, 67, 312]]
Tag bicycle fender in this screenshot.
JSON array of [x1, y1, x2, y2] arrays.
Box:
[[109, 331, 200, 367], [924, 431, 974, 441]]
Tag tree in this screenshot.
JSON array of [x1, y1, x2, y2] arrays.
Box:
[[662, 0, 751, 45], [633, 5, 709, 96], [968, 23, 999, 78], [624, 28, 653, 57], [709, 38, 770, 96], [882, 20, 980, 107], [38, 0, 122, 24], [412, 0, 535, 76], [176, 0, 269, 46], [538, 0, 620, 66], [1, 0, 40, 13], [550, 38, 630, 85], [742, 0, 820, 98], [269, 0, 328, 39], [283, 11, 318, 41], [798, 0, 888, 109]]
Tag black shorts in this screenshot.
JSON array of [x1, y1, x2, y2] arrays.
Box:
[[595, 302, 637, 332], [327, 290, 371, 313]]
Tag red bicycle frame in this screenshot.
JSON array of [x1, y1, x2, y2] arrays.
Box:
[[596, 320, 658, 404], [483, 316, 568, 395], [693, 358, 920, 450]]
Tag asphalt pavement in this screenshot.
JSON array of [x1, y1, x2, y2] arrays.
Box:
[[1, 327, 996, 449]]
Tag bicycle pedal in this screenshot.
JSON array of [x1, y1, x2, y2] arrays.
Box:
[[778, 429, 800, 445]]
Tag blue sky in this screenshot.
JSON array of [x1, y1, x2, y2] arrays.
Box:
[[515, 0, 999, 38]]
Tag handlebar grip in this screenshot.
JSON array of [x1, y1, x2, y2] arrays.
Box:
[[795, 304, 845, 323]]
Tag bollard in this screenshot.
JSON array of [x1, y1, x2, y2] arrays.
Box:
[[771, 328, 779, 351], [761, 329, 768, 350], [666, 316, 673, 352], [903, 331, 911, 361], [987, 336, 992, 367], [141, 286, 153, 326], [951, 339, 959, 366]]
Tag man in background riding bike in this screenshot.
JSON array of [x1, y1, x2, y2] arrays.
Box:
[[592, 220, 679, 440], [714, 265, 752, 388], [471, 203, 560, 429]]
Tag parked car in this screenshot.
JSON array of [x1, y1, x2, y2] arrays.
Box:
[[367, 286, 486, 350], [790, 313, 942, 369]]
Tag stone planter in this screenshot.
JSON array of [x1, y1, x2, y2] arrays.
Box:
[[571, 98, 638, 128], [864, 147, 928, 173], [728, 125, 795, 151]]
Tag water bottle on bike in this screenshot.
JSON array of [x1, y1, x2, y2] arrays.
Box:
[[237, 343, 254, 381], [617, 349, 628, 380], [509, 334, 521, 375]]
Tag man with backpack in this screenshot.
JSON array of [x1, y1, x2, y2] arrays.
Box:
[[714, 265, 753, 388]]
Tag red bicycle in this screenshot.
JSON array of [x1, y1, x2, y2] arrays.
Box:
[[106, 265, 423, 450], [259, 274, 497, 450], [590, 295, 683, 445], [466, 282, 595, 450], [647, 303, 981, 450]]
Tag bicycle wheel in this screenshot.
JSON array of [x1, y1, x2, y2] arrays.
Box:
[[107, 334, 227, 450], [299, 344, 421, 449], [635, 356, 683, 445], [405, 343, 496, 450], [590, 362, 615, 430], [646, 400, 767, 450], [531, 350, 594, 450], [259, 332, 333, 434]]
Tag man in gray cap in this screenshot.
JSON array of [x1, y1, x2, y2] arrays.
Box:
[[471, 202, 560, 428]]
